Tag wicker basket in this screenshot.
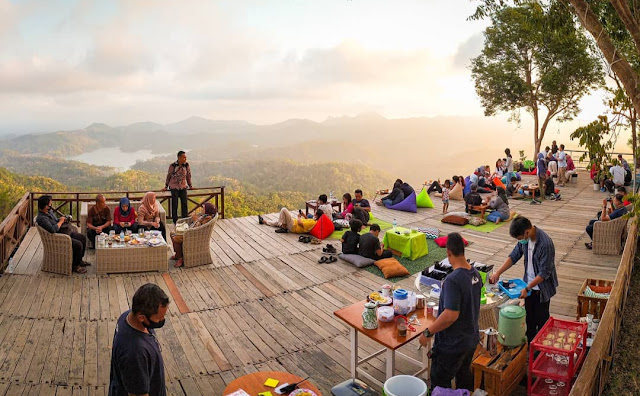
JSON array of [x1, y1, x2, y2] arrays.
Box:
[[577, 278, 613, 320]]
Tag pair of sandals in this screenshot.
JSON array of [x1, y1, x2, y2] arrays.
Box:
[[323, 244, 337, 254], [318, 255, 337, 263], [299, 236, 321, 244]]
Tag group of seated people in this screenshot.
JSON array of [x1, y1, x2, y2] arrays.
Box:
[[591, 155, 633, 193], [378, 179, 415, 207], [584, 186, 630, 250], [340, 219, 393, 260], [463, 184, 512, 223], [258, 189, 372, 233]]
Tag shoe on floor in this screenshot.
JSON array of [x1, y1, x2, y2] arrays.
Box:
[[585, 242, 593, 250], [258, 215, 264, 225]]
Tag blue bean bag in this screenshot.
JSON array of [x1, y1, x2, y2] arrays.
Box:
[[463, 176, 471, 197], [387, 191, 417, 213]]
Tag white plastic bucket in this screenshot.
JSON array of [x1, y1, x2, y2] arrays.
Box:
[[594, 183, 599, 191], [383, 375, 428, 396]]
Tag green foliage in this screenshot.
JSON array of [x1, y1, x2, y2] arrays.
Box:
[[0, 167, 66, 220], [471, 3, 604, 157], [570, 115, 615, 179], [101, 170, 164, 191]]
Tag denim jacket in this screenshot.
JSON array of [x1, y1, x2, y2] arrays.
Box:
[[508, 227, 558, 302]]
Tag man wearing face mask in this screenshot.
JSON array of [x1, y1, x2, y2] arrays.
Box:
[[490, 217, 558, 342], [109, 283, 170, 396]]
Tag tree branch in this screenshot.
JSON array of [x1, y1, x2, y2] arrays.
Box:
[[610, 0, 640, 58]]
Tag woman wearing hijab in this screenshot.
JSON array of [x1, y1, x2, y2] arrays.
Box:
[[113, 197, 137, 234], [137, 192, 166, 240], [486, 187, 511, 224], [170, 203, 217, 267]]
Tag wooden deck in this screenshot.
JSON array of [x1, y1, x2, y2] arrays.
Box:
[[0, 171, 623, 395]]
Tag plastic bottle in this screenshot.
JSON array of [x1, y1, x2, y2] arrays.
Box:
[[393, 219, 397, 230], [120, 230, 125, 244]]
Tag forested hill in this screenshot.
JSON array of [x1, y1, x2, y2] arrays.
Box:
[[0, 167, 66, 220]]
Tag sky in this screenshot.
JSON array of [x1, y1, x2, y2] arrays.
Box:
[[0, 0, 610, 136]]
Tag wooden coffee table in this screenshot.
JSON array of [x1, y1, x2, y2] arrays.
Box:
[[469, 204, 490, 218], [334, 299, 434, 387], [223, 371, 322, 395], [305, 200, 342, 217]]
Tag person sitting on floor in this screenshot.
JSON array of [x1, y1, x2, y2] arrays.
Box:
[[171, 203, 217, 267], [358, 223, 392, 260], [352, 189, 371, 226], [334, 193, 354, 219], [137, 192, 166, 240], [380, 180, 405, 207], [260, 207, 322, 233], [506, 177, 522, 198], [113, 197, 137, 234], [400, 180, 415, 198], [341, 219, 363, 254], [317, 194, 334, 220], [87, 194, 112, 248], [485, 187, 510, 224], [585, 194, 627, 250], [464, 183, 483, 214], [36, 195, 88, 273]]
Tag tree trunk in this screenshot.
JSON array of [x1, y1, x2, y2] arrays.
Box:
[[534, 139, 541, 163], [633, 114, 637, 193], [568, 0, 640, 120]]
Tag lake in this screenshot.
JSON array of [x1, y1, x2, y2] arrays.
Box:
[[70, 147, 170, 170]]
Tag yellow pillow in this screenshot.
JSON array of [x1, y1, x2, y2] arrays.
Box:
[[375, 258, 410, 279]]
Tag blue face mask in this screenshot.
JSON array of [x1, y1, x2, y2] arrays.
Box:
[[518, 239, 528, 245]]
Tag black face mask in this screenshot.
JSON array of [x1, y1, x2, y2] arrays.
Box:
[[143, 316, 165, 329]]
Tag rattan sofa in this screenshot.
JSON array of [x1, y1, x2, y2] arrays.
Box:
[[35, 225, 73, 276], [180, 213, 219, 268], [80, 201, 167, 244], [593, 215, 629, 255]]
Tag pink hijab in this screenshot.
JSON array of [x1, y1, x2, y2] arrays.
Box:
[[140, 192, 159, 219]]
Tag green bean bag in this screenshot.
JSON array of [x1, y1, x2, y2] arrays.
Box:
[[416, 188, 435, 208]]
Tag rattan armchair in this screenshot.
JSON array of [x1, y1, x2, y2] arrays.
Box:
[[35, 225, 73, 275], [593, 216, 629, 255], [182, 214, 218, 268]]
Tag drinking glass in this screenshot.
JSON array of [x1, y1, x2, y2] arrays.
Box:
[[139, 228, 145, 238], [109, 230, 115, 238], [125, 230, 132, 237]]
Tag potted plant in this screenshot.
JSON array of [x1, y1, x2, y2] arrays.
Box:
[[570, 115, 615, 191]]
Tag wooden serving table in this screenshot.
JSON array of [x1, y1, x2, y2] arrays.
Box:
[[223, 370, 322, 395], [334, 300, 434, 387], [305, 200, 342, 217]]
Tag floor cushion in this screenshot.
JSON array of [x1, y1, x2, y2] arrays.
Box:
[[441, 215, 469, 226], [468, 217, 487, 226], [309, 214, 335, 240], [339, 253, 375, 268], [416, 188, 435, 208], [417, 226, 440, 239], [375, 258, 410, 278], [463, 176, 471, 197], [449, 183, 463, 201], [521, 168, 537, 175], [388, 191, 418, 213], [434, 235, 469, 248]]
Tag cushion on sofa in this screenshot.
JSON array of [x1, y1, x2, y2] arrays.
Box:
[[339, 254, 375, 268], [416, 188, 435, 208], [375, 258, 410, 278], [309, 214, 335, 240]]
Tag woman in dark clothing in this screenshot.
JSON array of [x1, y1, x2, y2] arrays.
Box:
[[381, 180, 405, 207]]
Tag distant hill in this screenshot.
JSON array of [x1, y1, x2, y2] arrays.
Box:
[[0, 167, 66, 220]]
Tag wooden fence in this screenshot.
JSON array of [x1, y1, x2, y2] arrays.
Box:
[[0, 186, 224, 272], [0, 193, 31, 272], [570, 220, 639, 395]]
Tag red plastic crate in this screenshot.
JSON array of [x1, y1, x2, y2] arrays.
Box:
[[528, 318, 588, 395], [530, 377, 571, 396]]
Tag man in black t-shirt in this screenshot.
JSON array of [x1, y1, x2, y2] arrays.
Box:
[[419, 233, 482, 391], [357, 224, 392, 260], [109, 284, 170, 396], [464, 183, 483, 214]]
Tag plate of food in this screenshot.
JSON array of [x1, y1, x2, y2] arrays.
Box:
[[368, 292, 392, 305], [290, 390, 318, 396], [128, 239, 141, 245], [113, 235, 132, 242], [148, 237, 162, 245]]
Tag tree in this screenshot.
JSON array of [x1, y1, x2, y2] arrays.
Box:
[[471, 3, 604, 159]]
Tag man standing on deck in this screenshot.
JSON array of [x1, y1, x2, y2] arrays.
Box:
[[490, 217, 558, 342], [419, 233, 482, 391], [163, 150, 193, 224], [109, 283, 170, 396]]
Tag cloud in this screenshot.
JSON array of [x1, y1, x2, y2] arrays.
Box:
[[453, 33, 484, 69]]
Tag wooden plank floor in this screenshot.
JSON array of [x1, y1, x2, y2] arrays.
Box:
[[0, 171, 624, 395]]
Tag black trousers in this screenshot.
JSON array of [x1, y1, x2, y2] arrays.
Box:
[[525, 291, 551, 343], [171, 189, 188, 224], [69, 231, 87, 268], [430, 347, 476, 391], [87, 224, 112, 248], [427, 181, 442, 194], [113, 223, 139, 235], [586, 219, 597, 240], [374, 250, 393, 259]]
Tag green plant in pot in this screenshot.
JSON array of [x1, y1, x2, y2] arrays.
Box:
[[570, 115, 616, 184]]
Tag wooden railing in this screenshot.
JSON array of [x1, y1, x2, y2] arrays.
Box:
[[570, 220, 638, 395], [28, 186, 225, 227], [0, 193, 32, 272]]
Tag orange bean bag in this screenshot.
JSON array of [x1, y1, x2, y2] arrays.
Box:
[[493, 177, 506, 188], [309, 213, 335, 240]]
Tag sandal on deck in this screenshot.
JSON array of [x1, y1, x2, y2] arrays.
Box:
[[73, 267, 87, 274], [585, 242, 593, 250], [318, 256, 328, 263], [327, 256, 337, 263], [275, 228, 288, 233], [174, 258, 184, 268], [310, 237, 322, 245]]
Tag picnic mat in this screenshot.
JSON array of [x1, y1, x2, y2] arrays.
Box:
[[328, 218, 393, 239], [463, 212, 518, 233], [364, 239, 447, 283]]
